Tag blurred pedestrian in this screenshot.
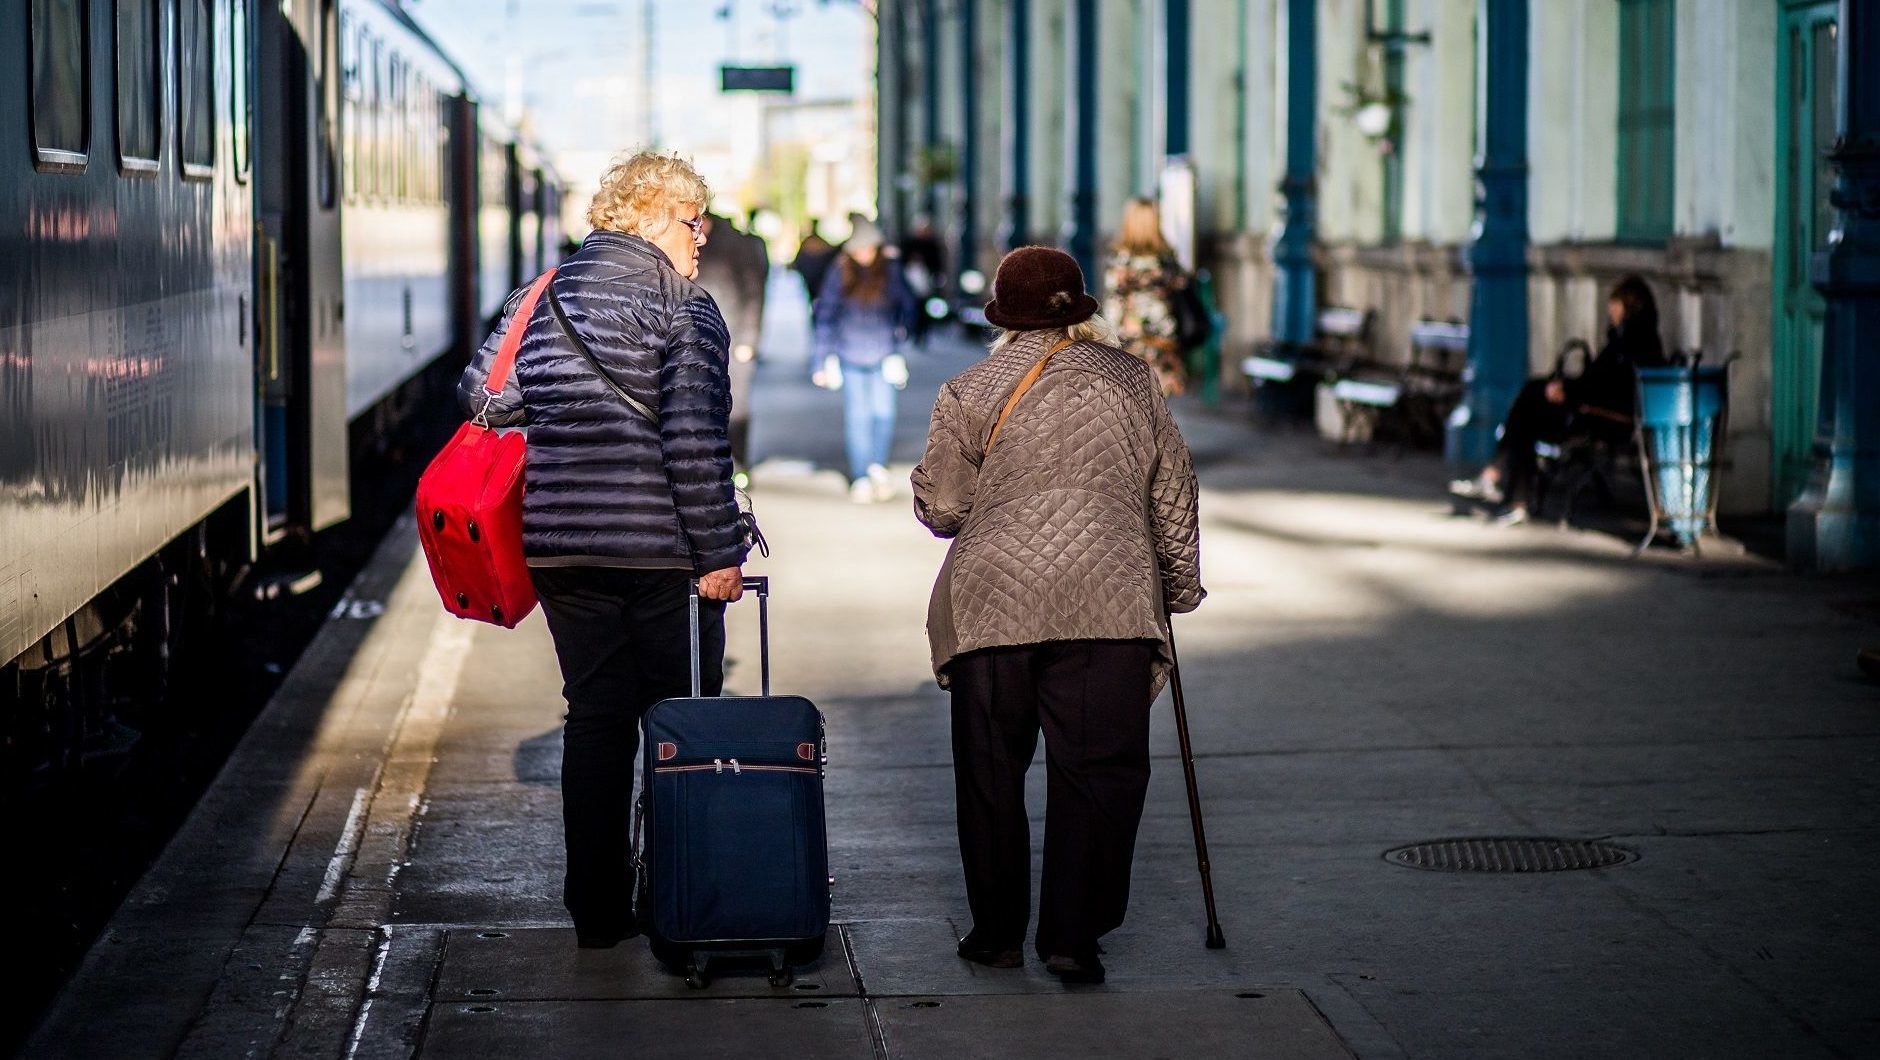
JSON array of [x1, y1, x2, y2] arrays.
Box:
[[1102, 197, 1192, 396], [456, 151, 754, 949], [1450, 275, 1667, 524], [812, 217, 917, 503], [697, 212, 770, 484], [912, 246, 1205, 984], [791, 220, 838, 310], [899, 214, 947, 346]]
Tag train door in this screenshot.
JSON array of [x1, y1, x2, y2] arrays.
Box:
[[253, 0, 348, 539]]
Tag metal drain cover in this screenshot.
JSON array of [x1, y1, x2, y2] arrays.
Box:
[[1384, 837, 1637, 873]]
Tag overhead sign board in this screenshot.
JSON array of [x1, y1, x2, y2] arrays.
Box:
[[721, 65, 795, 93]]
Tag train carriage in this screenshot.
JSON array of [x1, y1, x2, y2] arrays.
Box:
[[3, 0, 561, 793]]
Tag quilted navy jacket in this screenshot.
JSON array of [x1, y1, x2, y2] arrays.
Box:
[[456, 231, 749, 574]]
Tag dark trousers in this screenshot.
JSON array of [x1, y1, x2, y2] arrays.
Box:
[[948, 639, 1157, 960], [530, 567, 725, 934], [1498, 379, 1573, 509]]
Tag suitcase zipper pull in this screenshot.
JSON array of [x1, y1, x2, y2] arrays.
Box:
[[714, 758, 723, 774], [729, 758, 741, 775]]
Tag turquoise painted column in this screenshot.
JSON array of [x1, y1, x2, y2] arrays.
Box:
[[1270, 0, 1318, 348], [1448, 0, 1530, 467], [956, 0, 979, 278], [1166, 0, 1191, 157], [1063, 0, 1101, 280], [1001, 0, 1031, 249], [1790, 0, 1880, 569], [921, 0, 941, 219]]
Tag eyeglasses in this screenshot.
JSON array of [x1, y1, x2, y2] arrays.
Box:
[[679, 214, 705, 242]]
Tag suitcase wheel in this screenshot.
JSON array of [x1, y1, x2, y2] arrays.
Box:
[[684, 964, 710, 990], [768, 969, 793, 988], [456, 592, 469, 609], [490, 604, 505, 625]]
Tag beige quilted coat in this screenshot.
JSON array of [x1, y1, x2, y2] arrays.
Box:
[[912, 332, 1205, 694]]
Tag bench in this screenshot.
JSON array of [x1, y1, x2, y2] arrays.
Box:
[[1323, 319, 1469, 450], [1396, 320, 1470, 447], [1532, 339, 1642, 524], [1242, 307, 1369, 424]]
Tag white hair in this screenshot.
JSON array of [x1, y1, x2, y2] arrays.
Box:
[[989, 313, 1118, 353]]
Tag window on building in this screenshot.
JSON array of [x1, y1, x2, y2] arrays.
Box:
[[31, 0, 89, 165], [117, 0, 161, 169], [178, 0, 214, 176], [1616, 0, 1674, 243]]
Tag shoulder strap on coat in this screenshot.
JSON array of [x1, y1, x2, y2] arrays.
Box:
[[985, 337, 1077, 455], [485, 268, 557, 396]]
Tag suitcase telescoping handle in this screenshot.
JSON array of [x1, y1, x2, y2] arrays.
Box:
[[688, 576, 770, 697]]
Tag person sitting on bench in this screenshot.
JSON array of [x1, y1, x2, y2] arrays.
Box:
[[1451, 276, 1667, 525]]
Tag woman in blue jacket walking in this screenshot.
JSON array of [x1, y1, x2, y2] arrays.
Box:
[[813, 218, 918, 503]]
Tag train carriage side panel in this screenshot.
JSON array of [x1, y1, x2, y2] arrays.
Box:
[[1, 0, 256, 666], [475, 116, 512, 321], [336, 0, 460, 417]]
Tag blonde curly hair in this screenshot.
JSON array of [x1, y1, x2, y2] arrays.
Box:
[[586, 151, 710, 238]]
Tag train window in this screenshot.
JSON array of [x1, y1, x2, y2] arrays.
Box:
[[230, 0, 250, 181], [389, 54, 405, 201], [116, 0, 161, 171], [340, 15, 359, 200], [367, 37, 382, 199], [437, 92, 453, 207], [178, 0, 213, 178], [30, 0, 89, 168], [314, 0, 338, 209]]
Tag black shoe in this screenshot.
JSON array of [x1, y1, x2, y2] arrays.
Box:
[[1045, 953, 1106, 984], [956, 934, 1023, 969]]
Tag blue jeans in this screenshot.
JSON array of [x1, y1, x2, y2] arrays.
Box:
[[842, 363, 898, 481]]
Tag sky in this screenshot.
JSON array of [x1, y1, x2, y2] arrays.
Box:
[[405, 0, 875, 212]]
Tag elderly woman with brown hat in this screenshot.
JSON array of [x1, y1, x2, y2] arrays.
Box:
[[912, 246, 1205, 984]]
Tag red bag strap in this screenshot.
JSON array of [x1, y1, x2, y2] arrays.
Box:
[[485, 268, 558, 395]]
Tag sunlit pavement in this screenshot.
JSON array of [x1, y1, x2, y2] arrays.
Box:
[[27, 286, 1880, 1058]]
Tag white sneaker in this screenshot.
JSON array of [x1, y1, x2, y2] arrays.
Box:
[[866, 463, 895, 502], [1449, 472, 1504, 504], [849, 478, 876, 504], [1494, 506, 1529, 527]]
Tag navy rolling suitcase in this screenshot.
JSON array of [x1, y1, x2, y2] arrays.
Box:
[[636, 576, 830, 987]]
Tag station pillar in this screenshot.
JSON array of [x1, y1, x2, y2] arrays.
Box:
[[1062, 0, 1100, 281], [1000, 0, 1030, 250], [1789, 0, 1880, 570], [1448, 0, 1530, 467], [921, 0, 941, 221], [1270, 0, 1318, 349], [1165, 0, 1191, 159], [955, 0, 979, 279]]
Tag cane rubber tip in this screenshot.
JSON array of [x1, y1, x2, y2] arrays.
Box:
[[1205, 927, 1227, 950]]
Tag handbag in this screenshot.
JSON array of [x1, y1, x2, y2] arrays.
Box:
[[1173, 279, 1211, 352], [414, 270, 557, 627]]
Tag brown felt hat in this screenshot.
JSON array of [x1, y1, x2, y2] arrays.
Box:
[[983, 246, 1101, 331]]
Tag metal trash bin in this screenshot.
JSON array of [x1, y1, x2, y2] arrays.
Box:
[[1634, 361, 1729, 553]]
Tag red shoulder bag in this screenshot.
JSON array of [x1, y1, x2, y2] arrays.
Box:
[[414, 269, 556, 627]]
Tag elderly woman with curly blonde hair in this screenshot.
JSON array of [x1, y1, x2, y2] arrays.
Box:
[[458, 151, 755, 949]]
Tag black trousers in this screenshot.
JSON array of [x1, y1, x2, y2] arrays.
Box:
[[530, 567, 725, 935], [948, 639, 1157, 961], [1497, 379, 1573, 509]]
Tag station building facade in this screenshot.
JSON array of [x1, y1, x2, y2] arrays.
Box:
[[877, 0, 1879, 569]]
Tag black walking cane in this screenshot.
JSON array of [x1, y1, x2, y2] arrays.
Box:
[[1164, 619, 1227, 949]]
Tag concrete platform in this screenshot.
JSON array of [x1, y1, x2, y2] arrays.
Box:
[[23, 330, 1880, 1058]]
